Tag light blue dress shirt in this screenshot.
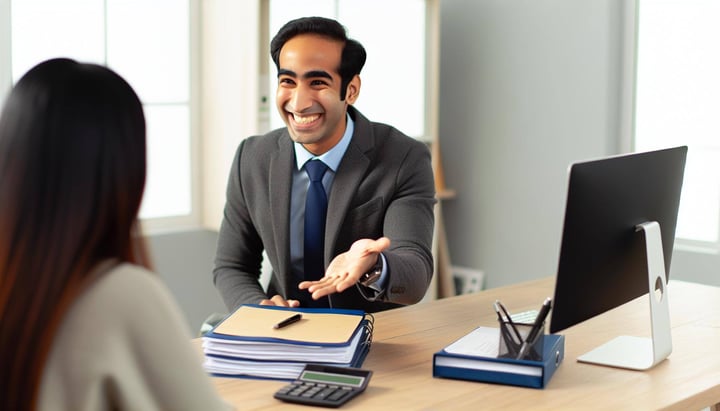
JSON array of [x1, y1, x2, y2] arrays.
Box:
[[290, 114, 388, 296]]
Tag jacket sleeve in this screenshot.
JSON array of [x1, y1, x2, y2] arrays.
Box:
[[377, 137, 437, 305], [213, 141, 268, 311]]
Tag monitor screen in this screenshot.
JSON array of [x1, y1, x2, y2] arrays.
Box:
[[549, 146, 687, 334]]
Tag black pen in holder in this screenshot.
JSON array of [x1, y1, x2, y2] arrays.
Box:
[[498, 318, 544, 361]]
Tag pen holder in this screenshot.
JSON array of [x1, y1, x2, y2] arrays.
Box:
[[498, 319, 544, 361]]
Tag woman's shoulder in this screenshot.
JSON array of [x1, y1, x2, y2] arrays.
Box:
[[93, 262, 163, 296], [47, 262, 174, 344], [85, 262, 188, 333], [81, 263, 161, 313]]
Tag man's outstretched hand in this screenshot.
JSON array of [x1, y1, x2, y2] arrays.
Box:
[[298, 237, 391, 300]]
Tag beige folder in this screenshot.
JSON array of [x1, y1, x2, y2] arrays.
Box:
[[213, 306, 364, 345]]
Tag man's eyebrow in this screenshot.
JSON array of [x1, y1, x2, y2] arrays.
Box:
[[303, 70, 333, 80], [277, 69, 333, 81], [277, 69, 296, 78]]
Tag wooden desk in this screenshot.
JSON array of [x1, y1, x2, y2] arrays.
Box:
[[204, 278, 720, 410]]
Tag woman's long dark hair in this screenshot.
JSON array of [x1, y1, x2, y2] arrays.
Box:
[[0, 58, 151, 410]]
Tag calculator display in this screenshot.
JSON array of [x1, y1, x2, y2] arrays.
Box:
[[300, 370, 365, 387]]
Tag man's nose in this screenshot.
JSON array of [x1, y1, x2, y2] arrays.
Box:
[[288, 85, 313, 112]]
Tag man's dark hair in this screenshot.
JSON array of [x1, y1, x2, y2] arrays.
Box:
[[270, 16, 366, 101]]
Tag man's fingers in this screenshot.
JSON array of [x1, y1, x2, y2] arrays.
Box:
[[310, 281, 349, 299], [259, 294, 298, 307]]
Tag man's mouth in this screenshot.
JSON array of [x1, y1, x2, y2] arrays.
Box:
[[292, 113, 320, 125]]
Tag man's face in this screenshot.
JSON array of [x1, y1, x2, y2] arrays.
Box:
[[276, 34, 359, 155]]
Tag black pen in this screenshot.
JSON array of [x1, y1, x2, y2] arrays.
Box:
[[273, 313, 302, 329], [494, 300, 523, 345], [516, 297, 552, 359]]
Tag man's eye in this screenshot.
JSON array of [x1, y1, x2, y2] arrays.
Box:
[[279, 78, 295, 85], [311, 79, 328, 86]]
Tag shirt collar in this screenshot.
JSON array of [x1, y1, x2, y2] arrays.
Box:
[[294, 113, 354, 172]]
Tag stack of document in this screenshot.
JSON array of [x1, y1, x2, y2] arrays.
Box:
[[202, 305, 373, 380]]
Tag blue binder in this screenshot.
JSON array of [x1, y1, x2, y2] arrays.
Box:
[[432, 329, 564, 389]]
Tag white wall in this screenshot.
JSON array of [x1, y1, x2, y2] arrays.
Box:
[[147, 230, 226, 332], [438, 0, 624, 289], [201, 0, 260, 230]]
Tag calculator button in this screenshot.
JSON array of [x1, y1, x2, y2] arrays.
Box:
[[275, 386, 293, 394], [328, 390, 349, 401], [290, 387, 308, 395], [314, 387, 337, 400]]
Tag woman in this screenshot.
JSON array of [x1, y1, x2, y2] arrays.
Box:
[[0, 58, 231, 411]]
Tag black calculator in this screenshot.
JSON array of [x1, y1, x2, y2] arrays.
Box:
[[273, 364, 372, 408]]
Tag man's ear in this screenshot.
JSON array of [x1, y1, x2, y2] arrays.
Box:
[[345, 75, 361, 104]]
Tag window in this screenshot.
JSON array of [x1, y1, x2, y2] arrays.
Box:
[[632, 0, 720, 247], [3, 0, 196, 226]]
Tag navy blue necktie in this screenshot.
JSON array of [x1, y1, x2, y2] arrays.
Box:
[[304, 160, 329, 282]]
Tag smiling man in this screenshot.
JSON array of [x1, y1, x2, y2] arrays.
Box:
[[213, 16, 436, 313]]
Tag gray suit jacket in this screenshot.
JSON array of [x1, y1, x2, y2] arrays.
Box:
[[213, 107, 436, 313]]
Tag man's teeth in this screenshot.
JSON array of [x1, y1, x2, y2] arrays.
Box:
[[293, 114, 319, 124]]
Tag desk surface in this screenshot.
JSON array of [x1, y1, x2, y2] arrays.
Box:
[[202, 278, 720, 410]]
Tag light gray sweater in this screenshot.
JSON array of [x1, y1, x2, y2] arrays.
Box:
[[39, 262, 232, 411]]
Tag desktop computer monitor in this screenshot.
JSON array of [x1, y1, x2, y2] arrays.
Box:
[[548, 146, 687, 370]]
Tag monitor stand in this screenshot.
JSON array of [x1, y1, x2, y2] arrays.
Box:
[[577, 221, 672, 370]]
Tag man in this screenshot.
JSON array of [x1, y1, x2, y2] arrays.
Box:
[[213, 16, 436, 313]]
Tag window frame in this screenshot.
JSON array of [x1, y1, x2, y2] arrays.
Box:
[[0, 0, 203, 233], [621, 0, 720, 254], [141, 0, 202, 233], [0, 0, 11, 105]]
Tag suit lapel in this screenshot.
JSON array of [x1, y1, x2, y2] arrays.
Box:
[[269, 132, 294, 292], [325, 108, 373, 262]]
